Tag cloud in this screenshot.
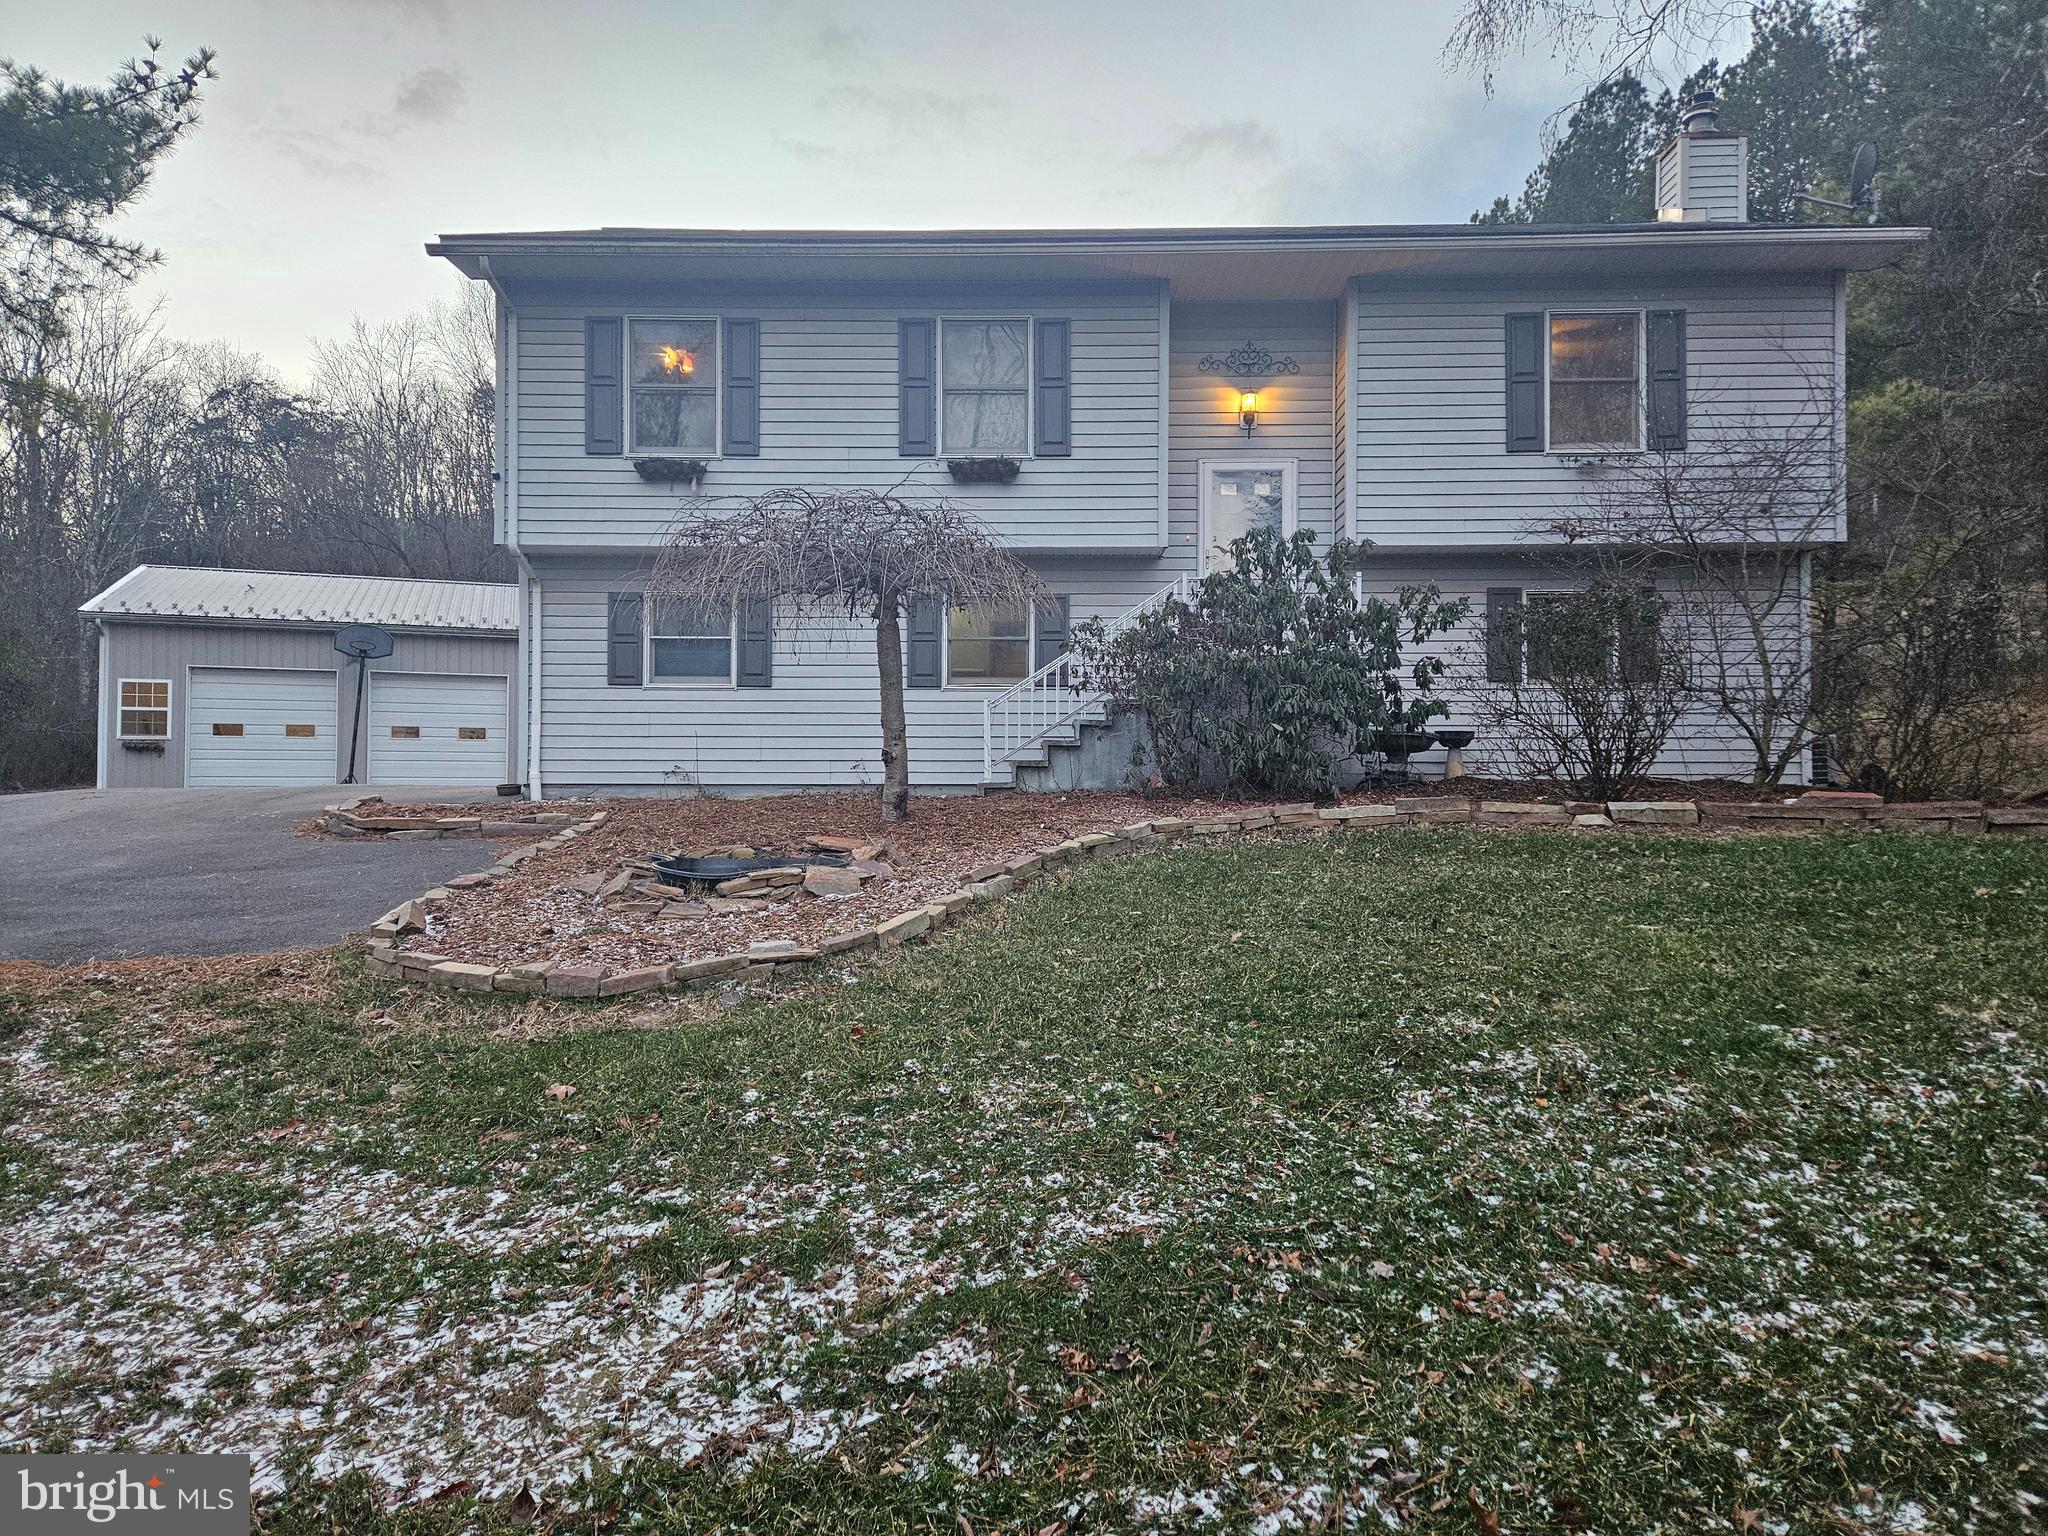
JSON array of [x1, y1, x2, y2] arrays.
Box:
[[800, 16, 871, 62], [828, 82, 1000, 135], [392, 66, 466, 125], [271, 127, 379, 183], [345, 0, 450, 19], [1142, 118, 1286, 170]]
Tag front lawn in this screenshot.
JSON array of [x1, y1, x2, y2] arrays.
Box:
[[2, 829, 2043, 1533]]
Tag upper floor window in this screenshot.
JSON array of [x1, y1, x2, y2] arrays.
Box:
[[940, 319, 1029, 455], [1548, 312, 1641, 451], [118, 678, 171, 739], [648, 598, 733, 684], [630, 318, 719, 454], [946, 599, 1032, 683]]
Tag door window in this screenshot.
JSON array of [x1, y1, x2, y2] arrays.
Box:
[[1200, 462, 1297, 573]]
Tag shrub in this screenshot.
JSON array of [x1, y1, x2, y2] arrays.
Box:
[[1469, 579, 1694, 800], [1072, 528, 1465, 799]]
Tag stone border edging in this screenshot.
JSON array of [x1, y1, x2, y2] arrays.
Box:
[[321, 794, 592, 841], [357, 795, 2046, 1000]]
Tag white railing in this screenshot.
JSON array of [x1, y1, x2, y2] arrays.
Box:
[[983, 574, 1191, 781]]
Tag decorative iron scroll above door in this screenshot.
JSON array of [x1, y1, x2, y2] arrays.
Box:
[[1198, 341, 1301, 378]]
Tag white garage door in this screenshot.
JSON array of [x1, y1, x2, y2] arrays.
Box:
[[187, 668, 339, 786], [368, 672, 508, 786]]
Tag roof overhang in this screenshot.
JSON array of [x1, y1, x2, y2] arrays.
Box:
[[430, 223, 1927, 301]]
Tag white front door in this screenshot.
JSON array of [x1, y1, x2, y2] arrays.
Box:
[[1197, 459, 1299, 573], [186, 667, 339, 786], [367, 672, 509, 786]]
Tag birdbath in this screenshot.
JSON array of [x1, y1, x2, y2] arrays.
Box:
[[1433, 728, 1476, 780]]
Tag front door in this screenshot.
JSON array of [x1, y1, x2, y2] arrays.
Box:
[[1198, 459, 1299, 573]]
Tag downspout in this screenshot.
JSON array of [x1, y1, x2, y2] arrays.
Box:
[[94, 620, 108, 789], [481, 256, 543, 799]]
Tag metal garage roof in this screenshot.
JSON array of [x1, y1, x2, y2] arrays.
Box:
[[80, 565, 518, 633]]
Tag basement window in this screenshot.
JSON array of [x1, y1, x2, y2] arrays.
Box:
[[649, 599, 735, 685], [118, 679, 171, 739], [946, 600, 1031, 684]]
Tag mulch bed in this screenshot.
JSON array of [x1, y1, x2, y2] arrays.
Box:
[[391, 780, 1763, 974]]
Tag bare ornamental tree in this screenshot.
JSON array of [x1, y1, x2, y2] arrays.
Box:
[[1547, 369, 1845, 786], [651, 487, 1046, 821]]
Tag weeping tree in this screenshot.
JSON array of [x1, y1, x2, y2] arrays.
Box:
[[651, 487, 1046, 821]]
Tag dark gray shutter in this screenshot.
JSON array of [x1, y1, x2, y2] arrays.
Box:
[[907, 595, 943, 687], [737, 597, 773, 687], [722, 318, 760, 456], [586, 316, 624, 456], [1484, 587, 1523, 683], [1033, 318, 1071, 457], [1034, 594, 1071, 670], [1504, 312, 1543, 454], [1647, 309, 1687, 451], [606, 591, 643, 686], [899, 318, 936, 456], [1618, 586, 1661, 683]]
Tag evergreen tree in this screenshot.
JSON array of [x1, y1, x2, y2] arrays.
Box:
[[0, 38, 215, 332]]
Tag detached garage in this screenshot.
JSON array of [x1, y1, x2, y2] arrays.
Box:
[[81, 566, 520, 790]]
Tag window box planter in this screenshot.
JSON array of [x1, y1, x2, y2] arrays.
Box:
[[946, 457, 1021, 485], [120, 739, 166, 754], [633, 457, 709, 486]]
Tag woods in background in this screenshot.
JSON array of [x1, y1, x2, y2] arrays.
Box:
[[0, 286, 506, 790], [0, 39, 504, 790]]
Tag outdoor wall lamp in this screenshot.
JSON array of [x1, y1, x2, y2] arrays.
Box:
[[1239, 391, 1260, 437]]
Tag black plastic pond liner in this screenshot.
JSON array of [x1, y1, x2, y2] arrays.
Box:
[[647, 850, 852, 888]]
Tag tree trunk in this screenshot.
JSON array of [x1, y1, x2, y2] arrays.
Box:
[[874, 594, 910, 822]]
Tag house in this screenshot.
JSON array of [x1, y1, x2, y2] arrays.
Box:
[[80, 565, 519, 789], [428, 102, 1924, 798]]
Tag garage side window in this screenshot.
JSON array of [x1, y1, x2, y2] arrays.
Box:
[[118, 679, 171, 739]]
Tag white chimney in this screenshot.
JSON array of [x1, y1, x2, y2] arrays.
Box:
[[1655, 90, 1749, 223]]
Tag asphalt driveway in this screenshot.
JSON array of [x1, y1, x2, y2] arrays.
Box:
[[0, 785, 516, 963]]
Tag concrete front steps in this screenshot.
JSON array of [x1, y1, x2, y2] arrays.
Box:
[[987, 705, 1149, 793]]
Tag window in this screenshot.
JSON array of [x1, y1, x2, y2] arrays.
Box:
[[940, 319, 1029, 454], [1525, 591, 1607, 681], [649, 598, 734, 684], [118, 679, 170, 739], [946, 600, 1031, 683], [1548, 312, 1641, 451], [1522, 587, 1665, 683], [629, 318, 718, 453]]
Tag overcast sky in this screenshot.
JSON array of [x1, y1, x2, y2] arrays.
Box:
[[16, 1, 1737, 379]]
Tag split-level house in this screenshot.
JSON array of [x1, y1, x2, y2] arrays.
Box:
[[430, 104, 1922, 798]]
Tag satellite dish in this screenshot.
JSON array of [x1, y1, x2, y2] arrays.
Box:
[[1793, 142, 1881, 223], [335, 623, 395, 659], [1848, 142, 1877, 209]]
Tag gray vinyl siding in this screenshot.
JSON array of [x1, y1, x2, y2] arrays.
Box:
[[1167, 301, 1337, 564], [1333, 290, 1353, 539], [1656, 147, 1683, 212], [97, 620, 518, 788], [528, 554, 1182, 793], [508, 286, 1166, 553], [1683, 138, 1747, 222], [1360, 552, 1808, 784], [1347, 274, 1839, 548]]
